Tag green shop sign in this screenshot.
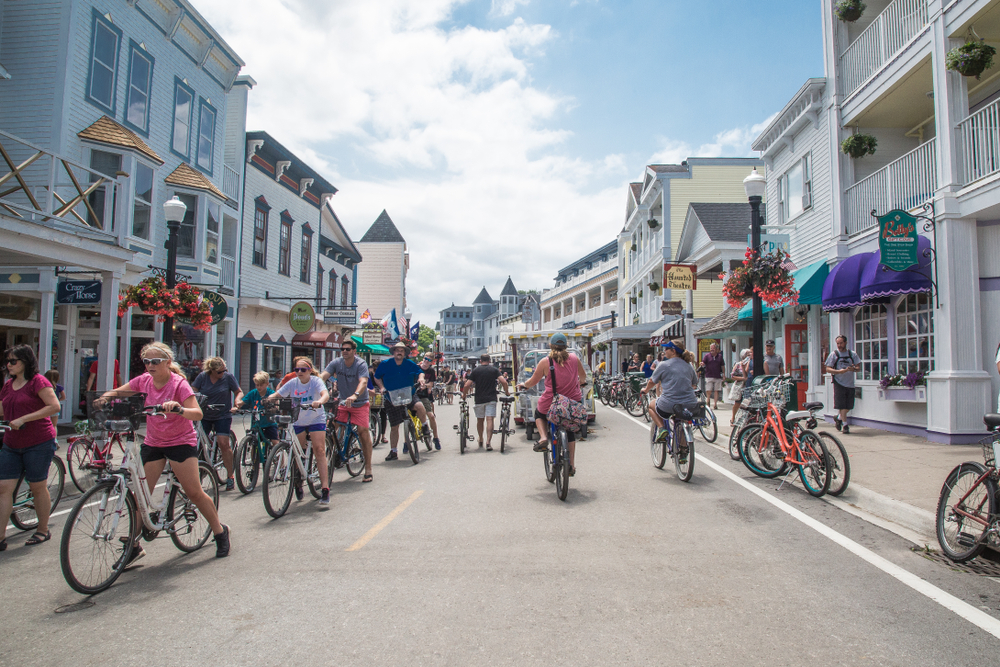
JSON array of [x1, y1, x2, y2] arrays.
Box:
[[877, 210, 919, 271], [289, 301, 316, 334], [177, 290, 228, 326]]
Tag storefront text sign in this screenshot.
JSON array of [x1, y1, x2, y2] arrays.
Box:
[[749, 233, 790, 255], [289, 301, 316, 334], [323, 307, 357, 325], [877, 210, 919, 271], [177, 289, 227, 326], [663, 264, 697, 291], [362, 330, 384, 346], [56, 280, 101, 305], [661, 300, 683, 316]]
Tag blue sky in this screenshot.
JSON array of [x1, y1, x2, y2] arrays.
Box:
[[198, 0, 824, 325]]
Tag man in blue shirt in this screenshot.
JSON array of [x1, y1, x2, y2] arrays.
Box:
[[374, 342, 430, 460]]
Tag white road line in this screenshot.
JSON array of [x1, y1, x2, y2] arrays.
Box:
[[7, 482, 167, 531], [615, 408, 1000, 640]]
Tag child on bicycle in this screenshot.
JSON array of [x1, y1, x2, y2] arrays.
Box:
[[233, 372, 280, 448]]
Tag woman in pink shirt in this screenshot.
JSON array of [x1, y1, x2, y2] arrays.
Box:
[[0, 345, 61, 550], [111, 342, 229, 562], [516, 332, 587, 476]]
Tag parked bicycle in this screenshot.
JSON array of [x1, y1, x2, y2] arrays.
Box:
[[496, 395, 516, 453], [648, 404, 697, 482], [65, 426, 127, 493], [60, 394, 219, 595], [0, 422, 65, 532], [453, 392, 474, 454]]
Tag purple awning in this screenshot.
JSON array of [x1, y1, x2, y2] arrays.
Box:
[[822, 252, 876, 311], [859, 235, 932, 302]]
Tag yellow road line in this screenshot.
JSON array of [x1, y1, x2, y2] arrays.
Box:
[[346, 489, 424, 551]]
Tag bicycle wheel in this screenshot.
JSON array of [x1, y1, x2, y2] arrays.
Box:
[[423, 424, 434, 452], [599, 385, 609, 406], [554, 430, 569, 501], [48, 456, 65, 513], [817, 431, 851, 497], [460, 412, 467, 454], [937, 461, 995, 562], [498, 407, 509, 453], [368, 410, 381, 444], [698, 406, 718, 443], [306, 446, 323, 498], [68, 436, 99, 493], [235, 434, 260, 494], [738, 424, 786, 479], [797, 431, 831, 497], [625, 392, 644, 418], [168, 461, 219, 552], [674, 423, 695, 483], [60, 479, 138, 595], [729, 410, 750, 460], [544, 442, 556, 483], [405, 420, 420, 464], [640, 392, 650, 422], [262, 443, 294, 518], [11, 455, 65, 531], [650, 422, 666, 469], [345, 433, 365, 477]]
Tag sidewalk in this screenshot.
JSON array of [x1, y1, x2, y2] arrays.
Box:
[[709, 400, 983, 543]]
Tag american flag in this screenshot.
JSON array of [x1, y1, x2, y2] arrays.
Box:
[[780, 255, 797, 271]]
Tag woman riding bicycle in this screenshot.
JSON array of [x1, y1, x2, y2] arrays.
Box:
[[192, 356, 244, 491], [108, 342, 230, 562], [0, 344, 61, 550], [640, 339, 698, 449], [516, 332, 587, 475]]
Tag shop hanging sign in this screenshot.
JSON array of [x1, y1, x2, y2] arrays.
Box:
[[877, 209, 919, 271], [362, 330, 384, 346], [56, 280, 101, 305], [748, 233, 790, 255], [323, 307, 357, 325], [663, 263, 697, 291], [660, 300, 683, 316], [177, 290, 228, 326], [289, 301, 316, 334]]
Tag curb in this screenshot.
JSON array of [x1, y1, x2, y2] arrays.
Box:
[[835, 483, 936, 541]]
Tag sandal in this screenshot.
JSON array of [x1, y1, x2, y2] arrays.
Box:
[[533, 439, 549, 452], [362, 474, 373, 483], [25, 530, 50, 546]]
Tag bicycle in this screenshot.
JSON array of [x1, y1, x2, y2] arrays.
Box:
[[433, 382, 446, 406], [693, 389, 718, 443], [540, 417, 572, 501], [936, 414, 1000, 562], [369, 390, 385, 445], [191, 394, 236, 485], [0, 423, 65, 532], [66, 428, 127, 493], [648, 404, 697, 482], [325, 400, 367, 480], [232, 407, 280, 494], [60, 393, 219, 595], [496, 395, 516, 453], [453, 392, 474, 454], [261, 398, 330, 517]]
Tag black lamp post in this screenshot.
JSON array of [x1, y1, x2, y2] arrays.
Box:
[[162, 195, 187, 347], [743, 168, 766, 378]]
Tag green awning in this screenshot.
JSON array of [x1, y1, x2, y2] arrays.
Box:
[[351, 335, 390, 355], [738, 259, 829, 320]]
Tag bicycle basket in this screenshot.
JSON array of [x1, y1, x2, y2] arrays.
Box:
[[743, 387, 768, 409], [84, 391, 147, 432], [370, 392, 384, 409], [387, 386, 413, 407], [270, 397, 297, 425], [982, 436, 998, 469]]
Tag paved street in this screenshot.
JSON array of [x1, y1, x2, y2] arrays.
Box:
[[4, 403, 1000, 666]]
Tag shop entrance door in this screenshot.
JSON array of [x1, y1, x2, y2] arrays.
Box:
[[784, 324, 808, 407]]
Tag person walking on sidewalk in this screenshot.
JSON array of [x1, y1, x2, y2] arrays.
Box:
[[825, 335, 861, 434], [463, 354, 508, 451], [762, 340, 784, 376], [700, 343, 725, 410]]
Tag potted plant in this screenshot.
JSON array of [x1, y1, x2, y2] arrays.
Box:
[[647, 217, 660, 229], [648, 281, 660, 293], [721, 249, 799, 309], [630, 296, 637, 304], [946, 39, 997, 80], [834, 0, 865, 22], [118, 276, 213, 331], [877, 372, 927, 402], [841, 133, 877, 158], [638, 290, 644, 298], [630, 242, 637, 252]]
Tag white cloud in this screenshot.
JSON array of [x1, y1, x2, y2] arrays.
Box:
[[490, 0, 531, 18], [647, 114, 777, 165]]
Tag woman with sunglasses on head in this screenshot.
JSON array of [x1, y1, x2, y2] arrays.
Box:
[[267, 357, 331, 506], [103, 342, 230, 563], [640, 339, 699, 456], [192, 357, 244, 491], [0, 345, 61, 550]]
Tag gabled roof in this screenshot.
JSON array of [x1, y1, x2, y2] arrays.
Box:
[[689, 202, 764, 243], [473, 287, 493, 304], [164, 162, 226, 200], [694, 306, 748, 338], [359, 210, 405, 243], [500, 276, 517, 296], [78, 116, 164, 165]]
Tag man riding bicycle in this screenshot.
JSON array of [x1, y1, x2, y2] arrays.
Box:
[[321, 339, 375, 482], [416, 355, 442, 450], [373, 342, 430, 461], [640, 339, 698, 464]]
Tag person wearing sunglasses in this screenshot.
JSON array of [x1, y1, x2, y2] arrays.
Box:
[[109, 342, 230, 562], [416, 355, 441, 450], [192, 357, 243, 491], [268, 357, 331, 505], [0, 345, 61, 550], [321, 341, 375, 481], [640, 339, 698, 459]]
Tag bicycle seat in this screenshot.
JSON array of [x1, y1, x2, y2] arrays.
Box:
[[801, 401, 824, 411], [985, 414, 1000, 430], [498, 395, 516, 403]]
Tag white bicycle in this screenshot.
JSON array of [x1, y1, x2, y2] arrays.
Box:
[[192, 394, 236, 485], [261, 398, 326, 517]]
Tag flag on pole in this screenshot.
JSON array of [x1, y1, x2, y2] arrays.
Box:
[[397, 314, 408, 338], [380, 310, 400, 340], [409, 321, 420, 340], [359, 309, 372, 324], [780, 255, 797, 272]]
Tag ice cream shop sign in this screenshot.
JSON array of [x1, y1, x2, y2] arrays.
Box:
[[289, 301, 316, 334]]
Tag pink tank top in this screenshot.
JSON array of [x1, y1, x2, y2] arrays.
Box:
[[537, 353, 583, 414]]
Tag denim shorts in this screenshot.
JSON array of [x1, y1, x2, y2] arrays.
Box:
[[293, 423, 326, 435], [0, 439, 58, 483], [260, 425, 279, 440], [201, 418, 233, 436]]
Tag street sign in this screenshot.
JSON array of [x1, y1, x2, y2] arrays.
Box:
[[877, 209, 919, 271], [288, 301, 315, 334], [362, 330, 384, 346], [663, 264, 697, 291], [323, 307, 357, 325], [749, 233, 790, 255], [56, 280, 101, 305], [661, 300, 683, 315], [562, 321, 576, 329]]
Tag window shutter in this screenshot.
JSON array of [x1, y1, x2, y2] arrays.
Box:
[[801, 155, 812, 210]]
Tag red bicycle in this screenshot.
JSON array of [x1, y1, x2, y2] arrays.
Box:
[[66, 429, 127, 493]]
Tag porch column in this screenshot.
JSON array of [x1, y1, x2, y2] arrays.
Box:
[[806, 305, 823, 403], [118, 306, 132, 384], [96, 270, 121, 391], [39, 290, 54, 373], [64, 307, 78, 419]]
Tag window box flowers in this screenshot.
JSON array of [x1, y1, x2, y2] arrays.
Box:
[[720, 249, 798, 309], [877, 372, 927, 402], [118, 276, 213, 331]]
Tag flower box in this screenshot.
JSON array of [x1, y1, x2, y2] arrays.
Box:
[[877, 386, 926, 403]]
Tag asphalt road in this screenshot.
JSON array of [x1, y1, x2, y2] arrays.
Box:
[[4, 401, 1000, 666]]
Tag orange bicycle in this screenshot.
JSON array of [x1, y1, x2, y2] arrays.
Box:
[[735, 376, 831, 497]]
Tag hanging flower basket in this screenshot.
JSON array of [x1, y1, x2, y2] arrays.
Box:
[[841, 133, 877, 159], [630, 296, 637, 304], [638, 290, 644, 298], [721, 249, 799, 310], [647, 218, 660, 229], [834, 0, 865, 22], [630, 242, 637, 252], [648, 281, 660, 293], [595, 342, 608, 352], [118, 276, 213, 331], [946, 40, 996, 80]]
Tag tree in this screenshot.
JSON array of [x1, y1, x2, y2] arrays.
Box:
[[417, 324, 437, 355]]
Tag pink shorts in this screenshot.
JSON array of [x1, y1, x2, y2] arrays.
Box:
[[337, 403, 371, 427]]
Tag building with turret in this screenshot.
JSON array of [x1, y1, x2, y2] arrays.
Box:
[[354, 210, 407, 322]]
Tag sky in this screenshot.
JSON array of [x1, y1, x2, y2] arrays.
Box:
[[196, 0, 824, 326]]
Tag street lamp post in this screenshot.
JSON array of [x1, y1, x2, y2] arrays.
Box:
[[162, 195, 187, 347], [743, 168, 766, 378]]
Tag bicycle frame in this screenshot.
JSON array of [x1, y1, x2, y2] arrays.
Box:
[[947, 470, 994, 529], [100, 437, 184, 538]]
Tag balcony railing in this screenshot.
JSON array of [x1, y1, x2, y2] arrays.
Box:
[[844, 138, 936, 235], [222, 163, 241, 201], [958, 97, 1000, 185], [838, 0, 929, 98], [220, 254, 236, 292]]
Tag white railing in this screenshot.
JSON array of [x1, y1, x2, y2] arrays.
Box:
[[838, 0, 929, 98], [958, 97, 1000, 185], [222, 164, 241, 201], [844, 138, 936, 235], [220, 254, 236, 291]]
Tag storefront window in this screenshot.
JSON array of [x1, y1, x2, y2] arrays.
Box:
[[216, 321, 227, 359], [854, 304, 888, 381], [131, 314, 155, 331], [172, 324, 205, 380], [896, 293, 934, 375], [263, 345, 284, 376], [0, 294, 41, 322]]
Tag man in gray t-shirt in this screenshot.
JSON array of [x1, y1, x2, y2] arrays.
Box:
[[320, 339, 374, 480], [762, 340, 784, 375], [824, 334, 861, 434]]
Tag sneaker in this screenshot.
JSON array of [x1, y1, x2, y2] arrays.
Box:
[[319, 488, 330, 506], [485, 443, 493, 451], [533, 440, 549, 452], [422, 424, 431, 437], [402, 443, 409, 454], [569, 466, 576, 477], [225, 477, 235, 492], [655, 428, 670, 443], [214, 525, 230, 558], [841, 425, 850, 434], [478, 440, 484, 448], [434, 438, 441, 451], [385, 450, 398, 461], [294, 484, 304, 501], [834, 417, 843, 432], [114, 541, 145, 569]]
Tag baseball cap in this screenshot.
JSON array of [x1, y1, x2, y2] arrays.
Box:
[[765, 339, 775, 346], [550, 332, 568, 347]]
